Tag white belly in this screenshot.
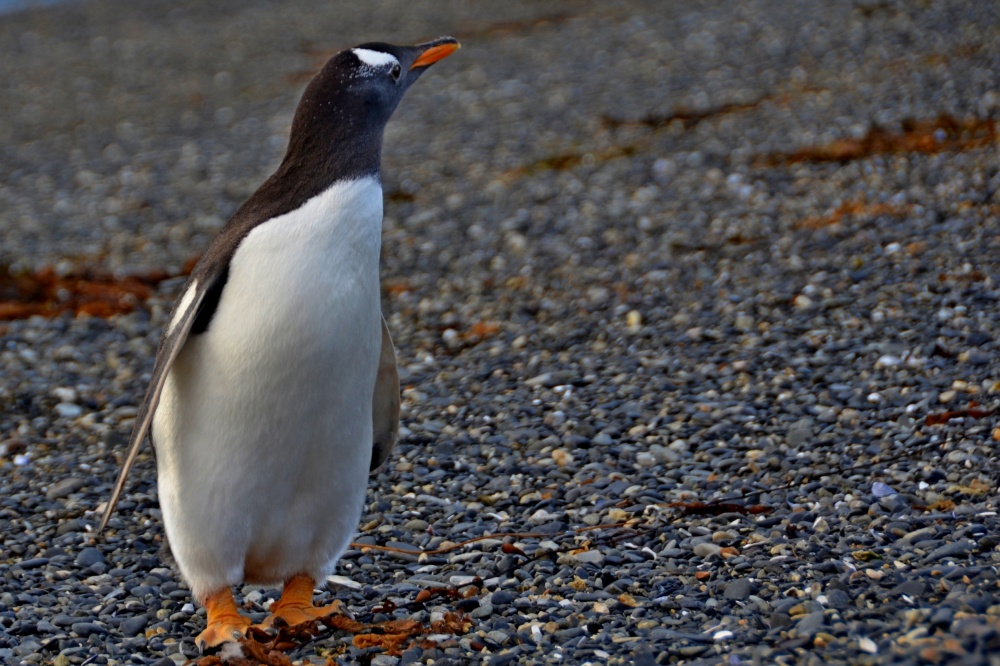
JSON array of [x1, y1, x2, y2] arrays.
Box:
[[152, 177, 383, 599]]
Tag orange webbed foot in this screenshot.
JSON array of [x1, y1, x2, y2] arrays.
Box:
[[256, 574, 345, 629], [196, 587, 252, 653]]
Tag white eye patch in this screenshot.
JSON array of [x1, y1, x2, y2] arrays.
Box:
[[352, 48, 399, 69]]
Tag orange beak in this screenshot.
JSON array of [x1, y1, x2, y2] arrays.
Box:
[[410, 40, 460, 70]]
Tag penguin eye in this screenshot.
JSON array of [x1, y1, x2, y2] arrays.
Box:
[[390, 63, 402, 81]]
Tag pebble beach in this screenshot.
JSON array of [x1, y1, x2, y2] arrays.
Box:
[[1, 0, 1000, 664]]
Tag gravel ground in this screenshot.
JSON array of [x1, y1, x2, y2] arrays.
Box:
[[2, 0, 1000, 664]]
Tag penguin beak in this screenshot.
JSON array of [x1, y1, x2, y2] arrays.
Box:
[[410, 38, 460, 70]]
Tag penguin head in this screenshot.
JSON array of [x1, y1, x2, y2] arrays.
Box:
[[337, 37, 460, 123], [287, 37, 459, 171], [276, 37, 459, 180]]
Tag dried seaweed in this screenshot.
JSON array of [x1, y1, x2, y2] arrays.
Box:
[[0, 266, 172, 320]]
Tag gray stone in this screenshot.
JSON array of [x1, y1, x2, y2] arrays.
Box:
[[795, 611, 825, 638], [470, 603, 494, 619], [723, 578, 753, 601], [120, 615, 149, 637], [75, 547, 106, 569], [45, 476, 86, 500], [825, 589, 852, 609], [925, 540, 975, 563], [71, 622, 108, 637], [890, 580, 926, 597], [490, 590, 515, 606], [15, 558, 49, 570]]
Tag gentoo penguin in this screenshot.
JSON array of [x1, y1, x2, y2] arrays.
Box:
[[99, 37, 459, 652]]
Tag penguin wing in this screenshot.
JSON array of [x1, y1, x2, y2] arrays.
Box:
[[370, 314, 400, 472], [98, 264, 228, 532]]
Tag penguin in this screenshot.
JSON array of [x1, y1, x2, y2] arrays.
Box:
[[98, 37, 460, 652]]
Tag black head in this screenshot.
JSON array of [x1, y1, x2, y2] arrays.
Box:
[[282, 36, 460, 184]]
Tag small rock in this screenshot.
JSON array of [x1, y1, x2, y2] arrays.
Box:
[[46, 477, 86, 500], [71, 622, 108, 637], [569, 550, 604, 565], [931, 606, 955, 626], [16, 558, 49, 570], [901, 527, 937, 545], [52, 387, 78, 402], [858, 637, 878, 654], [76, 547, 106, 569], [786, 426, 812, 448], [120, 615, 149, 637], [723, 578, 753, 601], [693, 543, 722, 558], [54, 402, 83, 418], [795, 611, 825, 638], [925, 540, 975, 562], [871, 482, 896, 498], [793, 294, 814, 310], [890, 580, 926, 597], [875, 355, 901, 369], [470, 603, 494, 619], [490, 591, 515, 606], [551, 448, 574, 466], [635, 451, 656, 467], [528, 509, 557, 524]]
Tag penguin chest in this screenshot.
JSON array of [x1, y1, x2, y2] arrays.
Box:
[[154, 178, 384, 530], [204, 178, 384, 410]]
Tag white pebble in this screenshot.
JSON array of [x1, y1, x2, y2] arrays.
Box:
[[793, 294, 813, 309], [875, 354, 901, 369], [442, 328, 460, 348], [55, 403, 84, 419], [713, 630, 734, 642], [325, 575, 362, 590], [858, 637, 878, 654], [529, 509, 555, 523], [571, 550, 604, 565], [52, 387, 78, 403], [635, 451, 657, 467]]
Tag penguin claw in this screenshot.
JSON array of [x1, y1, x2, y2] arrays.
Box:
[[194, 618, 251, 654]]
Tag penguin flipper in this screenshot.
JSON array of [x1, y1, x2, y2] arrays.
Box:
[[98, 263, 228, 533], [370, 314, 400, 472]]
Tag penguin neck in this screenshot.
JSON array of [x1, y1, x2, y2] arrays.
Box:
[[237, 124, 384, 228], [280, 119, 384, 189]]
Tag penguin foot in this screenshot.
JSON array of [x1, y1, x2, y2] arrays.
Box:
[[196, 587, 252, 654], [258, 573, 344, 629]]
